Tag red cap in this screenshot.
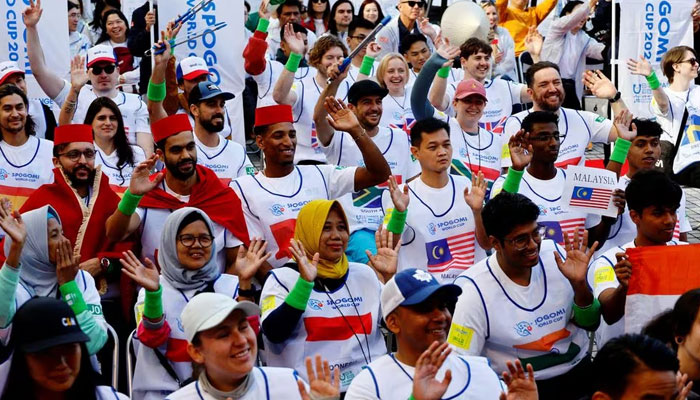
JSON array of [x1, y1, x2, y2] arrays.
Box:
[[151, 114, 192, 143], [254, 105, 293, 127], [453, 78, 488, 102], [53, 124, 93, 146]]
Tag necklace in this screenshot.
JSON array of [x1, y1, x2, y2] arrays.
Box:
[[388, 91, 407, 110], [461, 127, 482, 174]]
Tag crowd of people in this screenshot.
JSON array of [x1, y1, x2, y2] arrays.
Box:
[[0, 0, 700, 398]]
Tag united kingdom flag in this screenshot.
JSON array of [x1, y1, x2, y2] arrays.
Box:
[[479, 116, 508, 135], [311, 122, 320, 152], [389, 117, 417, 137]]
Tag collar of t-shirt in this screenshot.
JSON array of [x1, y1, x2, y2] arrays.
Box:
[[163, 180, 191, 203], [194, 132, 223, 153], [0, 135, 36, 152]]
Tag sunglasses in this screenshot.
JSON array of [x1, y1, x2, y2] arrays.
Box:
[[91, 64, 116, 75], [311, 0, 328, 3], [679, 58, 698, 66], [401, 1, 426, 7]]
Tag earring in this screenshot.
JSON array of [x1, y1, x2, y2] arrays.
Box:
[[676, 336, 684, 345]]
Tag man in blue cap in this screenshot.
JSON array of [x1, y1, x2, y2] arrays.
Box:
[[345, 268, 530, 399]]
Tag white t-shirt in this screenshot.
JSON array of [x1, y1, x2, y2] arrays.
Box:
[[0, 137, 55, 211], [231, 165, 357, 268], [596, 174, 691, 255], [260, 263, 386, 392], [449, 240, 590, 380], [382, 175, 487, 284], [651, 86, 700, 144], [94, 144, 146, 194], [380, 86, 416, 136], [345, 353, 503, 400], [347, 63, 375, 83], [503, 107, 613, 168], [194, 134, 254, 185], [491, 169, 601, 245], [252, 60, 315, 107], [446, 78, 525, 135], [28, 98, 50, 140], [321, 126, 419, 233], [291, 74, 351, 163]]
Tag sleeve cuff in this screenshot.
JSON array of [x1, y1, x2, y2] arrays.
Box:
[[59, 280, 88, 315]]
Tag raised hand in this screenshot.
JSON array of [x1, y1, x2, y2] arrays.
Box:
[[323, 97, 362, 134], [284, 23, 306, 55], [70, 55, 89, 89], [613, 252, 632, 289], [611, 189, 626, 215], [613, 109, 637, 141], [365, 42, 382, 59], [56, 238, 80, 286], [22, 0, 43, 28], [153, 32, 172, 68], [387, 175, 409, 212], [412, 341, 453, 400], [435, 36, 460, 68], [289, 239, 319, 282], [676, 371, 693, 400], [297, 355, 340, 400], [553, 229, 598, 286], [145, 10, 156, 32], [524, 26, 543, 59], [326, 61, 349, 83], [508, 129, 533, 171], [0, 198, 26, 247], [418, 17, 437, 41], [119, 250, 160, 292], [259, 0, 271, 20], [128, 154, 164, 196], [165, 20, 183, 41], [499, 360, 538, 400], [464, 171, 487, 212], [365, 225, 401, 283], [583, 70, 618, 100], [230, 238, 271, 283], [626, 56, 652, 77]]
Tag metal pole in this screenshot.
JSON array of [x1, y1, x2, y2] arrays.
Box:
[[149, 0, 155, 70]]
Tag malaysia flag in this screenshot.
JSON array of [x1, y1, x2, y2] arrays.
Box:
[[425, 232, 476, 274], [570, 186, 613, 210]]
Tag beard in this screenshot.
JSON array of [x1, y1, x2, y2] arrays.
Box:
[[165, 157, 197, 180], [534, 91, 564, 112], [0, 118, 25, 134], [200, 113, 225, 133], [66, 166, 97, 189]]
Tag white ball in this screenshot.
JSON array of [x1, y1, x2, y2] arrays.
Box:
[[440, 1, 490, 46]]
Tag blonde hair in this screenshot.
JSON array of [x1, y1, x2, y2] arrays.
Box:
[[376, 53, 410, 89]]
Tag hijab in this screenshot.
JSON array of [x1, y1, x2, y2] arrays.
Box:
[[4, 206, 61, 297], [159, 207, 220, 291], [293, 200, 349, 279]]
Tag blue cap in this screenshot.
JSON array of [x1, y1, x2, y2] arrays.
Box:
[[381, 268, 462, 320], [188, 81, 235, 104]]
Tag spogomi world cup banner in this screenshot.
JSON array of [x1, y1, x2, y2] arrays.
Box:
[[617, 0, 694, 119], [158, 0, 246, 144]]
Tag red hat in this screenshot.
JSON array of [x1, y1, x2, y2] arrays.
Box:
[[453, 78, 488, 102], [151, 114, 193, 143], [254, 105, 294, 128], [53, 124, 93, 146]]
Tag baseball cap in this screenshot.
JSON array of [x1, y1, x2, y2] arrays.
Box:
[[453, 78, 487, 102], [347, 80, 389, 105], [0, 61, 23, 85], [11, 297, 89, 353], [176, 56, 211, 82], [86, 45, 117, 68], [381, 268, 462, 321], [181, 292, 260, 342], [188, 81, 235, 105]]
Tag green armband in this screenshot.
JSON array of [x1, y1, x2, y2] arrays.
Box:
[[59, 280, 88, 315], [147, 80, 166, 102], [284, 276, 314, 311], [359, 55, 375, 75], [609, 138, 632, 164], [143, 285, 163, 320], [437, 66, 450, 79], [502, 167, 524, 193], [387, 208, 407, 235], [573, 297, 601, 328], [256, 18, 270, 33], [645, 71, 660, 90], [168, 38, 176, 55], [408, 395, 416, 400], [285, 52, 302, 73], [118, 189, 143, 216]]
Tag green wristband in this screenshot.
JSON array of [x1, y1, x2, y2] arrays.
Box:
[[147, 80, 166, 102], [59, 280, 88, 315], [285, 52, 302, 73], [168, 38, 176, 55], [408, 395, 416, 400], [645, 71, 660, 90], [118, 189, 143, 216], [502, 167, 524, 193], [284, 276, 314, 311], [609, 138, 632, 164], [359, 55, 375, 76], [387, 208, 407, 235], [143, 285, 163, 320], [256, 18, 269, 33], [437, 66, 450, 78], [573, 297, 601, 328]]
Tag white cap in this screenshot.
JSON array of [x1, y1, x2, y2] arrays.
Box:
[[86, 45, 117, 68], [176, 56, 211, 81], [181, 292, 260, 342], [0, 61, 23, 85]]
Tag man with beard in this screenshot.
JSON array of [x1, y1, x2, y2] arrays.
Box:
[[503, 62, 629, 168], [188, 81, 254, 184], [0, 85, 54, 211], [0, 61, 57, 140]]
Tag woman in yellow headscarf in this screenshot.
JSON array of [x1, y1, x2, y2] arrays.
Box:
[[259, 200, 392, 393]]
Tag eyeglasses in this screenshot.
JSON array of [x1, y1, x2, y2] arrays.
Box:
[[59, 149, 96, 162], [178, 234, 214, 248], [503, 225, 545, 251], [349, 34, 367, 40], [91, 64, 116, 75], [311, 0, 328, 3], [529, 133, 566, 142], [678, 58, 698, 66], [401, 1, 426, 8]]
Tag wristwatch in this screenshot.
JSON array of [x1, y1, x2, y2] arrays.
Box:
[[609, 91, 622, 103]]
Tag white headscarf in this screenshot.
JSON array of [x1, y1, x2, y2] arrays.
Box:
[[4, 206, 61, 297], [159, 207, 220, 291]]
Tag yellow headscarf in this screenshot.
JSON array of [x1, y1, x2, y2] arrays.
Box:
[[294, 199, 349, 279]]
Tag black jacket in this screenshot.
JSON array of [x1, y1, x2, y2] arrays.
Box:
[[127, 2, 158, 95]]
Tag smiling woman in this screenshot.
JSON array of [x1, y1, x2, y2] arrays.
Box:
[[96, 9, 141, 91]]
